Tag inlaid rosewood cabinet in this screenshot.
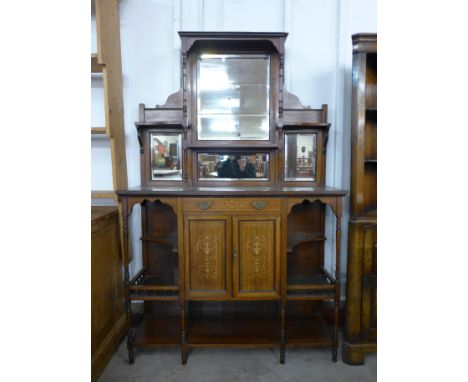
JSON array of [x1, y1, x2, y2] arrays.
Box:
[[117, 32, 346, 365], [343, 33, 377, 365]]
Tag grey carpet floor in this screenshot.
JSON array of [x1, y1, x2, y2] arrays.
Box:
[[99, 340, 377, 382]]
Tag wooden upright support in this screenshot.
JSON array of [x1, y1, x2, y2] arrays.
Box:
[[95, 0, 128, 191], [91, 1, 129, 379]]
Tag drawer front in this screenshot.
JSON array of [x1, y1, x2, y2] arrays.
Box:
[[183, 198, 281, 213]]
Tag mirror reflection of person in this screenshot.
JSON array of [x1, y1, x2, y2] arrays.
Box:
[[216, 155, 256, 178]]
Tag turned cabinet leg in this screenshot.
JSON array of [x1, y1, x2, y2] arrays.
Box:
[[122, 203, 135, 365], [181, 348, 188, 365], [126, 300, 134, 364], [127, 335, 134, 365], [280, 302, 286, 364], [180, 302, 188, 365], [280, 343, 285, 364], [332, 209, 341, 363], [332, 347, 337, 363], [332, 302, 339, 363]]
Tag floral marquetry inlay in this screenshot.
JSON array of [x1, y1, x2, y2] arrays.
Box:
[[195, 234, 219, 280], [187, 218, 227, 293], [245, 234, 268, 279], [237, 218, 277, 294]]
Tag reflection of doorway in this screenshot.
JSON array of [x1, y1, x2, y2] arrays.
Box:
[[286, 134, 298, 178], [285, 133, 317, 180], [297, 157, 313, 178], [150, 134, 182, 180]]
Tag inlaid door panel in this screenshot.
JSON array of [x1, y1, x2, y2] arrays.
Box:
[[184, 214, 231, 298], [233, 215, 280, 299], [361, 223, 377, 340]]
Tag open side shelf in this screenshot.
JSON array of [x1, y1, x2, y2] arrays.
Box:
[[129, 290, 179, 301], [285, 315, 334, 347], [133, 316, 180, 347], [129, 269, 179, 301], [286, 267, 336, 300]]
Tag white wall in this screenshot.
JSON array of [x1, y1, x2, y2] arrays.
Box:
[[91, 0, 377, 290]]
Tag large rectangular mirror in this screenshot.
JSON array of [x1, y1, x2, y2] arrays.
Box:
[[150, 133, 182, 180], [284, 133, 317, 181], [197, 54, 270, 141], [198, 152, 270, 180]]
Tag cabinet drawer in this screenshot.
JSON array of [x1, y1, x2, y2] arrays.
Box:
[[183, 198, 281, 213]]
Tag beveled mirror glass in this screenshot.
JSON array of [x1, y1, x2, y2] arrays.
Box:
[[198, 152, 269, 180], [284, 133, 317, 181], [150, 133, 182, 180], [197, 54, 270, 140]]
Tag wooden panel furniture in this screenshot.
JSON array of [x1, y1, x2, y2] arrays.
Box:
[[343, 33, 377, 365], [117, 32, 346, 366], [91, 206, 126, 381]]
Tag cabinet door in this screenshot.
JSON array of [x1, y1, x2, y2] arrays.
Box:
[[233, 215, 280, 299], [184, 214, 231, 299], [361, 223, 377, 340]]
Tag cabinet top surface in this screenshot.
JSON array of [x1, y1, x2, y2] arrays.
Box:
[[117, 185, 346, 197]]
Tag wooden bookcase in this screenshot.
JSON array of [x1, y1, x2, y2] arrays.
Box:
[[343, 33, 377, 365]]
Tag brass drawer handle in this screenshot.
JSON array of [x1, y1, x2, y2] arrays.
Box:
[[196, 201, 212, 210], [252, 201, 267, 210]]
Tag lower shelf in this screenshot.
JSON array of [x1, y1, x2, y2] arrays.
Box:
[[188, 317, 280, 348], [132, 315, 335, 348], [286, 316, 335, 347], [133, 317, 180, 347]]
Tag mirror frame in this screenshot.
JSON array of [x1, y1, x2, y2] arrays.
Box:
[[284, 132, 318, 182], [137, 127, 186, 186], [196, 53, 271, 142], [279, 128, 326, 186], [188, 49, 280, 147], [190, 148, 276, 187]]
